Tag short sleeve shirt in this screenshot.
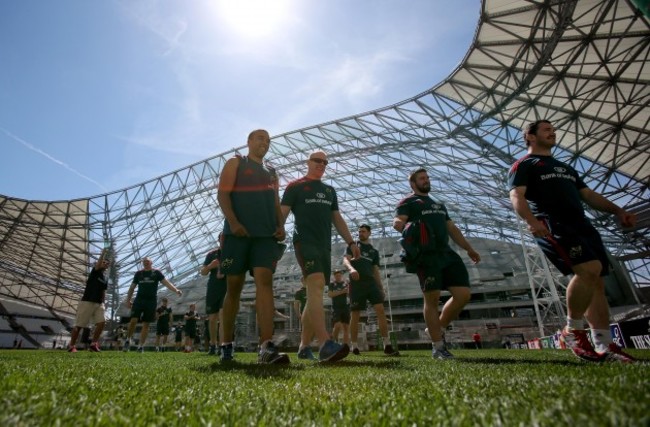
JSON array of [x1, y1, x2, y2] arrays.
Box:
[[327, 280, 349, 309], [82, 267, 108, 303], [185, 311, 198, 331], [508, 154, 587, 223], [132, 269, 166, 301], [395, 194, 451, 250], [281, 177, 339, 246], [203, 249, 223, 286], [345, 242, 379, 279], [156, 306, 172, 326]]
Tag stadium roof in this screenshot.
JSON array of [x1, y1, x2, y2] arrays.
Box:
[[1, 0, 648, 317]]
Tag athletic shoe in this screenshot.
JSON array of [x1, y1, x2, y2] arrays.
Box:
[[383, 344, 400, 356], [352, 347, 361, 355], [599, 343, 636, 363], [297, 346, 316, 360], [207, 345, 217, 356], [258, 341, 290, 364], [123, 340, 130, 352], [319, 339, 349, 362], [560, 328, 602, 362], [89, 343, 101, 352], [68, 345, 78, 353], [432, 346, 454, 360], [220, 343, 234, 361]]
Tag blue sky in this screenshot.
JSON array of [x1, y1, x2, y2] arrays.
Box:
[[1, 0, 477, 201]]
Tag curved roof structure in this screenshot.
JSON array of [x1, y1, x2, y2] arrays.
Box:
[[1, 0, 648, 317]]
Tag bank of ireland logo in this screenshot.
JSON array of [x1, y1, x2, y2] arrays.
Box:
[[221, 258, 234, 269], [554, 167, 566, 173], [316, 192, 325, 198], [569, 246, 582, 259]]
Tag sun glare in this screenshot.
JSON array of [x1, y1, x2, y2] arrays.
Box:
[[213, 0, 292, 39]]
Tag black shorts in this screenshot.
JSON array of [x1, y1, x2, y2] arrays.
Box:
[[185, 325, 197, 339], [131, 299, 156, 323], [331, 307, 351, 325], [294, 242, 331, 280], [156, 323, 170, 336], [349, 279, 384, 311], [221, 235, 278, 275], [536, 218, 609, 276], [416, 250, 469, 292]]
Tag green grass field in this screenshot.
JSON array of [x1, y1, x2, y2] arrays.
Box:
[[1, 348, 649, 426]]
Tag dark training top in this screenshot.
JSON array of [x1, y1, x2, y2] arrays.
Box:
[[156, 306, 172, 327], [328, 280, 349, 309], [345, 241, 380, 280], [223, 155, 278, 237], [185, 311, 198, 331], [82, 267, 108, 303], [132, 269, 166, 301], [395, 194, 451, 250], [203, 248, 224, 287], [281, 177, 339, 246], [508, 154, 588, 223]]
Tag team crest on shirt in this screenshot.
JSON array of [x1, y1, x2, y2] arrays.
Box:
[[569, 246, 583, 259]]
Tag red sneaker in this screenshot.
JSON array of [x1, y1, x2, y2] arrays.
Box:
[[599, 343, 636, 363], [89, 343, 101, 352], [560, 328, 603, 362]]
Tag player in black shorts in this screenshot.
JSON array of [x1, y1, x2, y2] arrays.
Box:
[[218, 129, 288, 364], [343, 226, 399, 356], [200, 233, 227, 356], [281, 150, 360, 362], [183, 304, 199, 353], [394, 168, 480, 359], [508, 119, 637, 363], [327, 270, 350, 347], [154, 297, 172, 352], [124, 257, 182, 352]]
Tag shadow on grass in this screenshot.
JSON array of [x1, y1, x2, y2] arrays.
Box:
[[195, 360, 302, 379], [455, 357, 582, 366], [193, 357, 403, 378], [316, 359, 401, 369]]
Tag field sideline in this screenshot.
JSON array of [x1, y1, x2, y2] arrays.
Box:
[[1, 348, 648, 426]]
